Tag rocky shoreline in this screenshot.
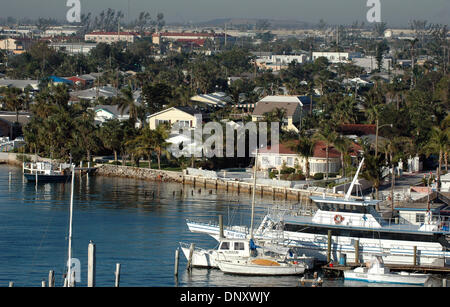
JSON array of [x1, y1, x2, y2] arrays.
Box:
[[94, 164, 184, 183]]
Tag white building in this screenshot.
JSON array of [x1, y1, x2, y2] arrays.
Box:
[[93, 105, 130, 124], [85, 32, 138, 44], [50, 43, 97, 55], [312, 52, 351, 64], [352, 56, 393, 72]]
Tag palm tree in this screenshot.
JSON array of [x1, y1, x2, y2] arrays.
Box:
[[1, 87, 23, 123], [423, 125, 449, 191], [333, 135, 353, 177], [313, 121, 338, 180], [118, 86, 139, 125], [100, 119, 124, 163], [152, 124, 170, 170], [288, 135, 315, 179], [72, 109, 99, 162]]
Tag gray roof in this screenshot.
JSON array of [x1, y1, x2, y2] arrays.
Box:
[[94, 105, 129, 116]]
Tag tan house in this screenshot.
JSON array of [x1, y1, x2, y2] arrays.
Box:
[[251, 96, 303, 132], [0, 38, 27, 54], [148, 106, 200, 130]]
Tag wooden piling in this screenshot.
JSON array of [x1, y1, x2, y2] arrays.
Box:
[[9, 281, 14, 287], [174, 248, 180, 277], [443, 278, 447, 287], [327, 230, 332, 263], [48, 270, 55, 287], [354, 240, 360, 264], [41, 280, 46, 287], [88, 241, 96, 287], [71, 270, 76, 287], [413, 246, 417, 266], [114, 263, 121, 287], [187, 243, 195, 270], [219, 215, 224, 239]]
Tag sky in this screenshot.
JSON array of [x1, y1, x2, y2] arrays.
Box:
[[0, 0, 448, 27]]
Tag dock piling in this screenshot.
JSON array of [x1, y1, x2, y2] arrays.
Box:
[[114, 263, 121, 287], [413, 246, 417, 266], [187, 243, 195, 271], [354, 240, 360, 265], [88, 241, 96, 287], [41, 280, 46, 287], [9, 281, 14, 287], [174, 248, 180, 277], [327, 230, 332, 263], [219, 215, 224, 239], [48, 270, 55, 287]]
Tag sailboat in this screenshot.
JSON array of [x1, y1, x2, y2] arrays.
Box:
[[64, 165, 76, 287], [214, 149, 308, 276]]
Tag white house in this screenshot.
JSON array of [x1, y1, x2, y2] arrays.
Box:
[[312, 52, 353, 64], [93, 105, 130, 124]]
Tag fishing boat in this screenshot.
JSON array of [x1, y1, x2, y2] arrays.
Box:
[[187, 158, 450, 267], [344, 255, 430, 285], [179, 239, 314, 269], [23, 161, 73, 183]]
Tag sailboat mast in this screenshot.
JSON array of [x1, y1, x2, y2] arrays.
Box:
[[67, 165, 75, 286], [250, 149, 258, 239]]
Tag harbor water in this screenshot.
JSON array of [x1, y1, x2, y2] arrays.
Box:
[[0, 165, 445, 287]]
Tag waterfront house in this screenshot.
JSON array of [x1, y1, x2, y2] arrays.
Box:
[[148, 106, 201, 130], [252, 96, 304, 132], [256, 140, 362, 176]]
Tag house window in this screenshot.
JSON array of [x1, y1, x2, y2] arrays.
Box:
[[177, 120, 191, 127], [275, 157, 282, 166], [234, 242, 245, 251], [287, 157, 294, 167], [416, 213, 425, 224], [261, 156, 270, 166], [219, 242, 230, 250], [156, 119, 170, 126]]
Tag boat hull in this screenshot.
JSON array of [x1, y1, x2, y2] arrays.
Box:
[[24, 173, 71, 183], [344, 271, 430, 285], [217, 260, 305, 276]]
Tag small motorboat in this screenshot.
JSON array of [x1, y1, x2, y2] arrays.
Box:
[[344, 255, 431, 285], [23, 162, 73, 183]]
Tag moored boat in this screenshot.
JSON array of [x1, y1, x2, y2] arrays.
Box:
[[344, 255, 431, 285], [23, 162, 73, 183], [217, 258, 305, 276]]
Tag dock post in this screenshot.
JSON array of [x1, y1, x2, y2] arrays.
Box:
[[9, 172, 11, 182], [71, 270, 76, 287], [114, 263, 121, 287], [48, 270, 55, 287], [327, 230, 332, 263], [41, 280, 46, 287], [219, 215, 224, 239], [8, 281, 14, 287], [187, 243, 195, 271], [354, 240, 360, 265], [88, 241, 96, 287], [443, 278, 447, 287], [413, 246, 417, 266], [193, 177, 196, 187], [174, 248, 180, 277]]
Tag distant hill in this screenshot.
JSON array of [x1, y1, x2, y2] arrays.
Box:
[[168, 18, 311, 29]]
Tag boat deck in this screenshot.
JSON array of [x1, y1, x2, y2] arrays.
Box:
[[281, 214, 450, 235]]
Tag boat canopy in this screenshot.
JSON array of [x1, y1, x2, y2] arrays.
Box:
[[310, 196, 381, 207]]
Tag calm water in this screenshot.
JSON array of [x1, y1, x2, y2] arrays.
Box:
[[0, 165, 445, 287]]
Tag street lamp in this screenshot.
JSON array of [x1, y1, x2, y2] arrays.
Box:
[[375, 119, 393, 158]]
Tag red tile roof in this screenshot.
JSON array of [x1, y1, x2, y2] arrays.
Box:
[[259, 140, 362, 159], [339, 124, 376, 135]]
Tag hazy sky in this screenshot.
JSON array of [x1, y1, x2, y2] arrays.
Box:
[[0, 0, 448, 27]]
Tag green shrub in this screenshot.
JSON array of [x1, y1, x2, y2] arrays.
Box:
[[313, 173, 324, 180]]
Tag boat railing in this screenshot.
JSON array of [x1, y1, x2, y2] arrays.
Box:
[[186, 219, 250, 235], [311, 213, 450, 234]]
